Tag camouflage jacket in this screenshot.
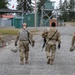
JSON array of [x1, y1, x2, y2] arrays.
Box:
[[71, 32, 75, 46], [0, 34, 4, 47], [15, 28, 34, 43], [42, 27, 61, 45]]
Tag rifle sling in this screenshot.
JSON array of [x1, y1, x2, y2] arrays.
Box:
[[25, 29, 31, 44], [46, 30, 58, 44]]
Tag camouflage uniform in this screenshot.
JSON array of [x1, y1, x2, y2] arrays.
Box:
[[42, 27, 61, 65], [71, 32, 75, 46], [0, 33, 4, 47], [15, 28, 34, 64]]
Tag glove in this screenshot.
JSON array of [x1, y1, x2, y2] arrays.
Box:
[[15, 42, 17, 46], [58, 43, 60, 49], [42, 32, 48, 38], [32, 40, 35, 47]]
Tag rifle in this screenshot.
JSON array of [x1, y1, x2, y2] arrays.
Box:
[[25, 30, 35, 47], [42, 30, 58, 51], [42, 38, 46, 51]]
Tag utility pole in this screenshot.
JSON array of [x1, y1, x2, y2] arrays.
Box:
[[34, 0, 37, 28], [22, 0, 24, 24], [40, 6, 43, 27]]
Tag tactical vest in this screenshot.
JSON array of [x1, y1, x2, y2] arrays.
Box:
[[19, 29, 29, 41]]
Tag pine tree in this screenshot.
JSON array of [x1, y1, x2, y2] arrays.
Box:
[[17, 0, 32, 12], [59, 0, 75, 21], [0, 0, 8, 18], [59, 0, 69, 21], [37, 0, 46, 14], [69, 0, 75, 21], [69, 0, 75, 9], [59, 0, 62, 9], [0, 0, 8, 9], [64, 0, 68, 10]]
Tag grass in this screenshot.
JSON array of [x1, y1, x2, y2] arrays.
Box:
[[0, 29, 39, 35], [0, 29, 19, 35], [30, 30, 39, 35]]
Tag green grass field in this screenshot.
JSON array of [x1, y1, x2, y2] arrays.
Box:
[[0, 29, 18, 35], [0, 29, 39, 35], [0, 29, 19, 35]]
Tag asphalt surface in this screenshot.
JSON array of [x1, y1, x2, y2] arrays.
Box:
[[0, 25, 75, 75]]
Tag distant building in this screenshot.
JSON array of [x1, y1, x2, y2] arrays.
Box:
[[2, 14, 14, 19], [40, 0, 55, 26]]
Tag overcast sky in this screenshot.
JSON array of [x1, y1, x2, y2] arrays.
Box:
[[8, 0, 64, 10]]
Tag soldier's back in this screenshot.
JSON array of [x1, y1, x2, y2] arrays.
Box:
[[47, 27, 58, 40]]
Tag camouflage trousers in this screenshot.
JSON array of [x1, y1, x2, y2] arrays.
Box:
[[19, 41, 29, 63], [45, 44, 56, 63]]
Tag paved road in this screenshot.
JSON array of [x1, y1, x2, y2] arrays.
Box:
[[0, 25, 75, 75]]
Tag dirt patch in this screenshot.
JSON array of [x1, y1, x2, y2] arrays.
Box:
[[65, 22, 75, 26], [3, 35, 16, 43], [0, 34, 16, 47]]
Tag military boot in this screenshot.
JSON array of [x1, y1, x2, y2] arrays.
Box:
[[50, 59, 54, 65], [20, 59, 24, 65], [25, 58, 28, 64], [25, 60, 28, 64]]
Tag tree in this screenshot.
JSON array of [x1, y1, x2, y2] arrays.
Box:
[[68, 0, 75, 21], [69, 0, 75, 10], [0, 0, 8, 18], [59, 0, 62, 9], [28, 0, 31, 4], [64, 0, 68, 10], [37, 0, 46, 14], [0, 0, 8, 9], [17, 0, 32, 12]]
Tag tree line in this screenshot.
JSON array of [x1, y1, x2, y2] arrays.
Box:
[[59, 0, 75, 21], [0, 0, 75, 22]]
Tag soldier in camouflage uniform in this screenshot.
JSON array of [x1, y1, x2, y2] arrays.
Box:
[[0, 33, 5, 47], [71, 32, 75, 46], [15, 23, 35, 65], [70, 32, 75, 52], [70, 32, 75, 51], [42, 22, 61, 65]]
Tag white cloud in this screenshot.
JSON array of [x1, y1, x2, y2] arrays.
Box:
[[51, 0, 64, 9]]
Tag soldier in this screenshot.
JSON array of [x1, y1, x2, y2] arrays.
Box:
[[42, 22, 61, 65], [71, 32, 75, 46], [70, 32, 75, 51], [15, 23, 35, 65], [0, 33, 5, 47]]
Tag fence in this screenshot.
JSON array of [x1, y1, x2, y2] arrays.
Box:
[[0, 19, 12, 27], [58, 20, 65, 26]]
